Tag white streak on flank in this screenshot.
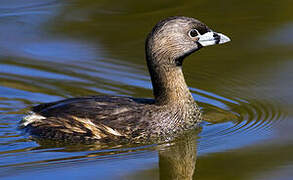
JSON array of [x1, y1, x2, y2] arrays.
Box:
[[70, 116, 101, 139], [101, 125, 123, 136], [71, 116, 123, 137], [112, 107, 129, 115], [21, 111, 46, 127]]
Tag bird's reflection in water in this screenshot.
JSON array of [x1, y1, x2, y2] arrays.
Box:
[[31, 130, 198, 180], [158, 131, 198, 180]]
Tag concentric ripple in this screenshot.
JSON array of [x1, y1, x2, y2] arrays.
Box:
[[0, 53, 288, 165], [190, 69, 287, 153]]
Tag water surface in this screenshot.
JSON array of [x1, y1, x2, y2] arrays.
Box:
[[0, 0, 293, 179]]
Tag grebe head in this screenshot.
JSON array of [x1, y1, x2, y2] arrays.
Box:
[[145, 16, 230, 67]]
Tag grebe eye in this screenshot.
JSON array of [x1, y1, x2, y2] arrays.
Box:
[[189, 29, 199, 38]]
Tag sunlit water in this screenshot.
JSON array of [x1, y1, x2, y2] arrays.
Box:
[[0, 0, 293, 179]]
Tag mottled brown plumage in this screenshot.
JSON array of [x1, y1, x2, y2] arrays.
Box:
[[20, 16, 230, 144]]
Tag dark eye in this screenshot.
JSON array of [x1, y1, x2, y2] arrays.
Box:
[[189, 29, 199, 38]]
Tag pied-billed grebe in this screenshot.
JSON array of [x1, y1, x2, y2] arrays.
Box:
[[20, 16, 230, 143]]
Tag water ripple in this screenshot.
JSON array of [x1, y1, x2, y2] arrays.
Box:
[[196, 73, 287, 153]]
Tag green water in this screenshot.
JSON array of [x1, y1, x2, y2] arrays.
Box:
[[0, 0, 293, 179]]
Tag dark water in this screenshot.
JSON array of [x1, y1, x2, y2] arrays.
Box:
[[0, 0, 293, 179]]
